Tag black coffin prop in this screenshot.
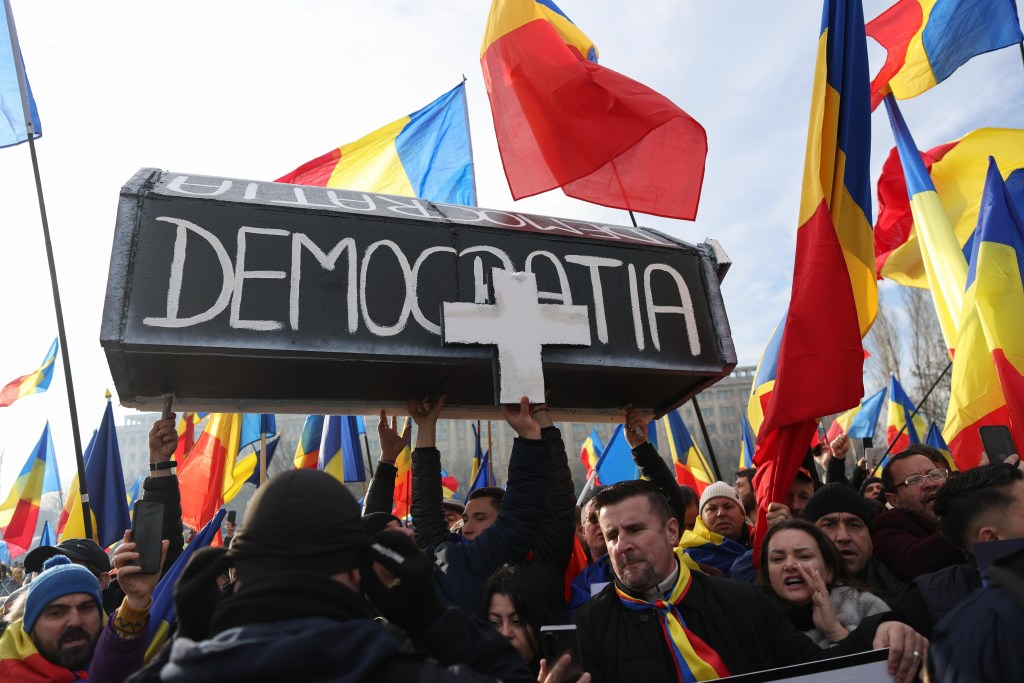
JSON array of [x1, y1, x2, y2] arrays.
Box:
[[101, 169, 736, 420]]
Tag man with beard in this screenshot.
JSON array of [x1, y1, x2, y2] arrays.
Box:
[[573, 480, 928, 683], [0, 555, 103, 681], [873, 452, 967, 582]]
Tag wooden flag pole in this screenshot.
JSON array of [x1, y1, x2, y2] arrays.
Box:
[[5, 0, 91, 539], [691, 397, 724, 482]]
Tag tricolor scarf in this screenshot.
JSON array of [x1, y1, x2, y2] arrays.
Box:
[[678, 518, 749, 578], [0, 620, 88, 682], [615, 548, 730, 682]]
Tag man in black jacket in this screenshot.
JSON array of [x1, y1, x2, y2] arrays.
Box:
[[574, 480, 927, 683], [409, 396, 563, 612]]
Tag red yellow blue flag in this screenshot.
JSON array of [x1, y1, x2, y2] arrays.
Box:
[[178, 414, 243, 531], [277, 82, 476, 206], [739, 413, 756, 470], [57, 400, 131, 548], [319, 416, 366, 483], [925, 421, 957, 471], [753, 0, 875, 560], [944, 158, 1024, 469], [827, 386, 888, 441], [662, 411, 713, 495], [887, 374, 927, 454], [480, 0, 706, 220], [293, 415, 324, 470], [0, 338, 57, 408], [579, 429, 605, 477], [0, 423, 54, 556], [867, 0, 1022, 109], [594, 426, 638, 486], [393, 417, 414, 518], [875, 128, 1024, 290]]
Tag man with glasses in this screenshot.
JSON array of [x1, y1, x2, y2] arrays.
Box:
[[872, 450, 967, 582]]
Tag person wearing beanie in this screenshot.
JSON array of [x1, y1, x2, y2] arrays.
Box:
[[677, 481, 751, 577], [156, 469, 532, 683], [0, 555, 103, 681], [804, 483, 909, 608]]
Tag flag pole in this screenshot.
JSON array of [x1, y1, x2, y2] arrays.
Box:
[[691, 397, 723, 481], [362, 430, 375, 479], [259, 432, 267, 485], [4, 0, 91, 540], [487, 420, 494, 486], [877, 361, 953, 463]]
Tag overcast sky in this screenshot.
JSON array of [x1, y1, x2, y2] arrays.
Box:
[[0, 0, 1021, 488]]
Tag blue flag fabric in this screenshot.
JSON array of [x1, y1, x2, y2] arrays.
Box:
[[848, 386, 887, 439], [596, 425, 639, 485], [243, 433, 281, 486], [0, 0, 40, 149], [81, 402, 132, 548], [38, 519, 54, 547]]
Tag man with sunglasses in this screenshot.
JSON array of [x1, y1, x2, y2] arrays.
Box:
[[872, 450, 967, 582]]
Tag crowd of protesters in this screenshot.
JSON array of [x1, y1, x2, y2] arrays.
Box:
[[1, 397, 1021, 682]]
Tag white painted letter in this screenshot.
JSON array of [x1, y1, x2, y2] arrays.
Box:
[[565, 255, 623, 344], [143, 217, 234, 328], [360, 240, 414, 336], [290, 234, 358, 332], [411, 246, 458, 334], [643, 264, 700, 355], [526, 251, 573, 305]]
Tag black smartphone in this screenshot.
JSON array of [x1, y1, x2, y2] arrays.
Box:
[[980, 425, 1017, 464], [131, 500, 164, 574], [540, 624, 583, 678], [226, 510, 237, 525]]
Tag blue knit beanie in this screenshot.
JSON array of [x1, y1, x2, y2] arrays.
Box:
[[23, 555, 103, 633]]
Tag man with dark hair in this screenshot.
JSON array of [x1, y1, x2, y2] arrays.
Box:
[[0, 556, 103, 680], [462, 487, 505, 542], [803, 483, 908, 607], [573, 480, 927, 682], [872, 451, 966, 581], [734, 468, 756, 526], [410, 396, 573, 613], [898, 463, 1024, 637]]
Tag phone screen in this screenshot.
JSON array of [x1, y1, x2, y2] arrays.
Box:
[[980, 425, 1017, 463], [540, 625, 583, 678], [131, 500, 165, 574]]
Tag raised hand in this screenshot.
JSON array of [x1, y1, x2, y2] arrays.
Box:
[[407, 395, 445, 448], [623, 405, 648, 448], [798, 562, 847, 642], [502, 396, 542, 440], [149, 415, 178, 463], [378, 410, 410, 465], [112, 530, 169, 609]]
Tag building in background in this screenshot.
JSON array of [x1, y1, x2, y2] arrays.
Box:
[[672, 365, 756, 480]]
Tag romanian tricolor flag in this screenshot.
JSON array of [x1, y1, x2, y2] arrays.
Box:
[[662, 411, 713, 495], [126, 474, 143, 519], [0, 423, 55, 557], [293, 415, 324, 470], [875, 128, 1024, 290], [277, 82, 476, 206], [887, 374, 927, 453], [752, 0, 875, 560], [441, 470, 460, 500], [178, 414, 244, 531], [57, 401, 131, 549], [319, 416, 366, 483], [746, 316, 784, 440], [739, 414, 756, 470], [884, 95, 969, 352], [480, 0, 707, 220], [144, 508, 225, 663], [926, 421, 958, 472], [944, 159, 1024, 469], [0, 620, 90, 681], [392, 417, 414, 519], [579, 428, 605, 477], [866, 0, 1022, 110], [0, 338, 57, 408], [37, 520, 54, 548], [678, 518, 749, 578], [826, 386, 888, 442]]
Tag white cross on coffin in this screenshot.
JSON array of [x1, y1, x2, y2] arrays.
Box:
[[442, 268, 592, 404]]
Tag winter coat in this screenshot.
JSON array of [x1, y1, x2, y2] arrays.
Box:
[[871, 508, 967, 582], [412, 437, 549, 611], [88, 612, 149, 683], [898, 563, 982, 639], [159, 572, 532, 683], [574, 571, 893, 683]]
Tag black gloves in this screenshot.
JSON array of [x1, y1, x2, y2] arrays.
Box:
[[172, 546, 230, 640], [360, 529, 444, 636]]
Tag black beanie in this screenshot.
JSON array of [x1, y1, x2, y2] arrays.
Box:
[[228, 469, 365, 581], [802, 483, 873, 530]]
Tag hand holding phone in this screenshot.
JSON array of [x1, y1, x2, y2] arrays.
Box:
[[540, 625, 583, 679], [131, 500, 165, 574]]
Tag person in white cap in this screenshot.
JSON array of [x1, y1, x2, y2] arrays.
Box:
[[677, 481, 751, 577]]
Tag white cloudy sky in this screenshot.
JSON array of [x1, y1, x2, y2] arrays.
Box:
[[0, 0, 1021, 488]]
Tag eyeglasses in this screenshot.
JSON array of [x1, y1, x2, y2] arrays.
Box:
[[895, 468, 949, 488]]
